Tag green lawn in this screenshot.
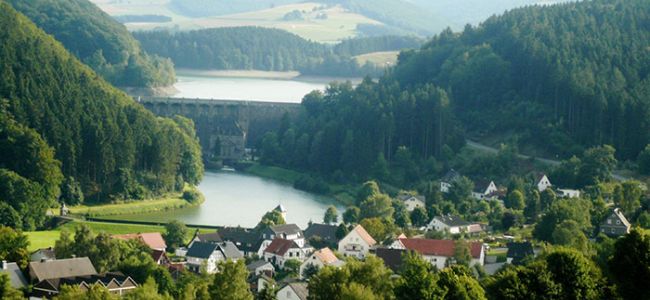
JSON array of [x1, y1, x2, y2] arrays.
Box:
[[25, 220, 208, 251]]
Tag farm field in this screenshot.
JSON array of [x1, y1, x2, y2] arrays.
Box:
[[354, 51, 400, 67]]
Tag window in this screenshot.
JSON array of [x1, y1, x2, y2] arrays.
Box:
[[611, 228, 615, 233], [607, 219, 612, 224], [616, 220, 620, 225]]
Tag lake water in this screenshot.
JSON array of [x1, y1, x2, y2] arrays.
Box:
[[173, 75, 329, 103], [112, 171, 343, 228]]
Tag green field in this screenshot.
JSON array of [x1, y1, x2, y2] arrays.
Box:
[[91, 1, 380, 43], [354, 51, 400, 67], [25, 220, 210, 251]]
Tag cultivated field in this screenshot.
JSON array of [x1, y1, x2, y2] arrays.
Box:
[[354, 51, 400, 67]]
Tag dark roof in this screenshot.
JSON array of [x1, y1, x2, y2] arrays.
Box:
[[304, 223, 338, 242], [151, 250, 167, 263], [186, 242, 219, 259], [473, 180, 495, 193], [29, 257, 97, 282], [397, 194, 426, 202], [441, 169, 461, 182], [506, 242, 534, 265], [264, 239, 300, 256], [219, 227, 263, 252], [33, 272, 136, 293], [30, 248, 56, 261], [1, 262, 28, 289], [603, 208, 632, 228], [375, 248, 406, 272], [220, 242, 244, 260], [274, 204, 287, 213], [196, 232, 223, 243], [434, 215, 470, 227], [247, 260, 273, 272]]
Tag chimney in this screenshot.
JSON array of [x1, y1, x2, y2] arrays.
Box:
[[2, 260, 6, 270]]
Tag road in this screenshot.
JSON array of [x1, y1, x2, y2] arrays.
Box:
[[465, 139, 628, 181]]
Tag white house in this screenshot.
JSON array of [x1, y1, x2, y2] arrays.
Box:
[[427, 215, 482, 234], [263, 238, 311, 269], [277, 282, 308, 300], [537, 175, 552, 192], [247, 260, 275, 277], [186, 241, 243, 274], [440, 169, 461, 193], [557, 189, 581, 198], [338, 225, 377, 259], [299, 248, 344, 279], [258, 224, 306, 257], [397, 194, 426, 212], [472, 181, 498, 200], [392, 238, 485, 270]]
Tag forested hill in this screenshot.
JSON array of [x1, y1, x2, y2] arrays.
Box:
[[5, 0, 175, 88], [0, 2, 203, 229], [394, 0, 650, 160], [134, 27, 422, 76]]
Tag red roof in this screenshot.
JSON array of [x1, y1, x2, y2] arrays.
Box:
[[112, 232, 167, 250], [264, 238, 299, 256], [151, 249, 167, 263], [399, 239, 483, 258]]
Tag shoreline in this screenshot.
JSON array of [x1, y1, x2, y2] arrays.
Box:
[[175, 68, 363, 84]]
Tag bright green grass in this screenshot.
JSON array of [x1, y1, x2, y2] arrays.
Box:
[[244, 163, 303, 184], [25, 220, 209, 251]]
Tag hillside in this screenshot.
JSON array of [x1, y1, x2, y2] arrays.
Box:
[[0, 2, 203, 228], [394, 0, 650, 160], [6, 0, 175, 88]]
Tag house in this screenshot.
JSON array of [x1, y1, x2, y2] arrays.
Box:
[[277, 282, 309, 300], [299, 248, 344, 279], [557, 189, 581, 198], [186, 241, 243, 274], [304, 223, 339, 247], [1, 260, 28, 290], [32, 272, 137, 298], [375, 248, 407, 272], [247, 260, 275, 277], [256, 274, 275, 293], [506, 242, 535, 265], [262, 224, 305, 247], [263, 238, 311, 269], [600, 208, 631, 237], [274, 204, 288, 220], [427, 215, 482, 234], [151, 250, 170, 266], [440, 169, 461, 193], [29, 257, 97, 283], [189, 231, 223, 246], [537, 175, 552, 192], [397, 194, 426, 212], [472, 181, 498, 200], [392, 238, 485, 269], [219, 227, 265, 257], [112, 232, 167, 252], [30, 247, 56, 262], [338, 224, 377, 259]]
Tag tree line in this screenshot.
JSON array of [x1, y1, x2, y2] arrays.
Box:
[[0, 3, 203, 230], [6, 0, 175, 88], [133, 27, 422, 77]]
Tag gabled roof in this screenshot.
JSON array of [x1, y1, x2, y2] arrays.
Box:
[[29, 257, 98, 282], [112, 232, 167, 250], [282, 282, 309, 300], [375, 248, 406, 272], [196, 232, 223, 243], [219, 227, 263, 252], [433, 215, 470, 227], [311, 248, 339, 265], [473, 180, 495, 193], [1, 262, 28, 289], [151, 250, 168, 263], [398, 239, 483, 258], [33, 272, 135, 293], [264, 239, 300, 256], [30, 247, 56, 262], [349, 225, 377, 246], [441, 169, 461, 182], [247, 260, 273, 272], [397, 194, 426, 202], [537, 174, 550, 184], [274, 204, 287, 213], [304, 223, 338, 241], [269, 224, 302, 236], [606, 208, 632, 228], [186, 242, 219, 259], [220, 241, 244, 260]]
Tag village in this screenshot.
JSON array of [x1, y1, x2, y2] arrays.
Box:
[[1, 173, 634, 299]]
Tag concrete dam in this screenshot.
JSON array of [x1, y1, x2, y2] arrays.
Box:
[[139, 97, 301, 162]]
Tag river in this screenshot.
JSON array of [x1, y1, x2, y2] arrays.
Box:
[[110, 171, 343, 228]]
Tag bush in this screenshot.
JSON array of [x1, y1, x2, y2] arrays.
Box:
[[182, 189, 203, 204], [294, 175, 330, 194]]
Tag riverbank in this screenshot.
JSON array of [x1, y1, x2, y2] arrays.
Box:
[[68, 185, 204, 217], [243, 163, 356, 206], [176, 68, 363, 84]]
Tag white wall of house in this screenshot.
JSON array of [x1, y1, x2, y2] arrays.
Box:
[[277, 285, 301, 300], [264, 248, 307, 268], [299, 256, 326, 279], [427, 218, 463, 234], [338, 230, 371, 259], [403, 197, 425, 212], [558, 189, 581, 198], [187, 251, 223, 274], [440, 182, 452, 193], [537, 175, 552, 192]]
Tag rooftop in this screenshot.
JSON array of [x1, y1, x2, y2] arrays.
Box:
[[434, 215, 471, 227], [398, 238, 483, 258], [29, 257, 98, 282], [264, 239, 300, 256], [112, 232, 167, 250], [1, 261, 28, 289], [350, 225, 377, 246]]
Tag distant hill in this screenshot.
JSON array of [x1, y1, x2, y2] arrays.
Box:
[[169, 0, 303, 17], [0, 0, 203, 228], [6, 0, 175, 88], [394, 0, 650, 159]]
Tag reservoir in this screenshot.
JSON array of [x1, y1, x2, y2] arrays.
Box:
[[112, 171, 343, 228]]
